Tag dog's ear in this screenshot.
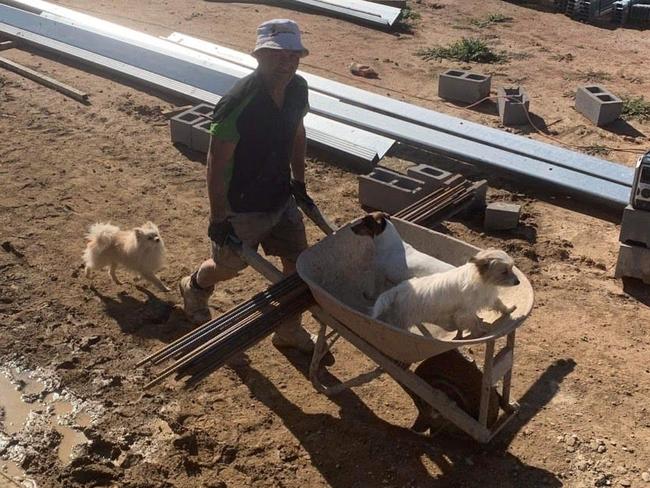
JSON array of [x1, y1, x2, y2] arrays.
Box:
[[469, 252, 491, 275], [374, 212, 389, 233], [351, 215, 375, 236]]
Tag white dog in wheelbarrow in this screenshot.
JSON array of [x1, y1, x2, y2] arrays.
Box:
[[372, 248, 520, 338], [351, 211, 519, 337]]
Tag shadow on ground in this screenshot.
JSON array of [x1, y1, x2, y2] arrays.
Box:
[[234, 347, 575, 488]]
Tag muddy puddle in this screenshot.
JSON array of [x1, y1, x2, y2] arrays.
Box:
[[0, 363, 100, 487]]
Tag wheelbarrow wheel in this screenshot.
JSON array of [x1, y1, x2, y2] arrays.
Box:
[[405, 350, 500, 436]]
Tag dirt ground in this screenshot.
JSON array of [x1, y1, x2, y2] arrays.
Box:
[[1, 0, 650, 487]]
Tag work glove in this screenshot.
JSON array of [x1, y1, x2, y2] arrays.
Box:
[[290, 179, 315, 207], [208, 219, 236, 247]]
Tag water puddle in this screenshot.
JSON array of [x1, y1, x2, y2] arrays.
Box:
[[0, 374, 31, 435], [0, 364, 100, 486]]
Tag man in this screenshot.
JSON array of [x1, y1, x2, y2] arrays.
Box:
[[179, 19, 315, 354]]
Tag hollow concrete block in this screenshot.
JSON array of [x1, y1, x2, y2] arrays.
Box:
[[472, 180, 488, 208], [191, 119, 212, 154], [615, 243, 650, 284], [484, 202, 521, 230], [170, 109, 204, 147], [575, 84, 623, 127], [358, 166, 426, 214], [497, 86, 530, 126], [406, 164, 454, 190], [438, 69, 491, 104], [619, 204, 650, 247], [191, 103, 214, 117]]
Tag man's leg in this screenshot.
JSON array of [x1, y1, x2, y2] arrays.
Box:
[[263, 199, 315, 354], [270, 256, 316, 354], [179, 244, 245, 324]]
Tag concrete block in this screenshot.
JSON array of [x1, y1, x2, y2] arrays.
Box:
[[472, 180, 488, 208], [358, 166, 426, 214], [619, 204, 650, 247], [190, 119, 212, 153], [497, 86, 530, 126], [575, 84, 623, 126], [406, 164, 454, 190], [170, 109, 203, 147], [438, 69, 491, 104], [615, 243, 650, 284], [191, 103, 214, 117], [484, 202, 521, 230]]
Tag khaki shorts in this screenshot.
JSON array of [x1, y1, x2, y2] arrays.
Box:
[[211, 197, 308, 276]]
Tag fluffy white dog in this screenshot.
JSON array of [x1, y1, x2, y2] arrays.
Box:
[[82, 221, 170, 292], [350, 212, 453, 298], [371, 249, 519, 337]]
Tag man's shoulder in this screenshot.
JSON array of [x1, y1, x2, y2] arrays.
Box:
[[212, 73, 260, 121], [224, 72, 261, 102]]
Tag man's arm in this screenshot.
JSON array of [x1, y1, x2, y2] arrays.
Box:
[[206, 136, 235, 223], [290, 119, 307, 183]]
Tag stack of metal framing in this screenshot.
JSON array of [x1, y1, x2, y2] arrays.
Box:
[[556, 0, 649, 24], [279, 0, 401, 27], [559, 0, 617, 20], [0, 0, 634, 211]]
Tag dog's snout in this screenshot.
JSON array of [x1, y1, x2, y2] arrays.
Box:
[[154, 237, 160, 242]]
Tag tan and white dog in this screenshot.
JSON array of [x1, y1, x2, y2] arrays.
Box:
[[82, 221, 170, 292], [371, 249, 519, 337], [351, 212, 453, 298]]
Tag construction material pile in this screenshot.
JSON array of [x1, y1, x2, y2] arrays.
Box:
[[0, 0, 636, 210], [554, 0, 650, 25]]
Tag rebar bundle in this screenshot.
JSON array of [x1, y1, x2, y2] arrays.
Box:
[[140, 274, 313, 388], [395, 179, 483, 224]]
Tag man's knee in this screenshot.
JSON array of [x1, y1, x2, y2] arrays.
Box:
[[197, 261, 240, 286], [197, 248, 246, 286]]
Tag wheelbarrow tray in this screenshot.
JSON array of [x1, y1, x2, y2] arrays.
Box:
[[297, 217, 534, 364]]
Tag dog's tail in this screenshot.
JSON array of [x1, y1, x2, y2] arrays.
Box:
[[371, 286, 399, 320], [86, 223, 120, 250], [83, 223, 120, 269]]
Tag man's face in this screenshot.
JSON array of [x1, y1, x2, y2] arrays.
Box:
[[255, 48, 301, 79]]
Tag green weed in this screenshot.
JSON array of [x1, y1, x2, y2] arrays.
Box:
[[622, 96, 650, 122], [417, 38, 507, 63]]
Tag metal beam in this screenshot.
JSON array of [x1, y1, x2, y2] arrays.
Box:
[[166, 32, 634, 188], [307, 91, 631, 209], [0, 5, 394, 163], [278, 0, 398, 27]]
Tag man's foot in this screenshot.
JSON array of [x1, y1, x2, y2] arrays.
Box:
[[179, 275, 213, 324], [272, 327, 317, 355]]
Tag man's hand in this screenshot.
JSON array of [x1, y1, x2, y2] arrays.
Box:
[[290, 179, 314, 207], [208, 220, 236, 247]]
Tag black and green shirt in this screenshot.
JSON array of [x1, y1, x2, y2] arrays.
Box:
[[209, 71, 309, 213]]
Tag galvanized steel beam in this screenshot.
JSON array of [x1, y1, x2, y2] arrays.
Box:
[[166, 33, 634, 189], [0, 4, 394, 163]]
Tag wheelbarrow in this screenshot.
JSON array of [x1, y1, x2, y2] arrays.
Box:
[[236, 215, 534, 443]]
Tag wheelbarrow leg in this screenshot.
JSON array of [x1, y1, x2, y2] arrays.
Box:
[[309, 319, 383, 396], [479, 331, 520, 440]]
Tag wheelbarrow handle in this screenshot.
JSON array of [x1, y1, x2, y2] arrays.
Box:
[[226, 235, 285, 283], [294, 198, 337, 236]]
